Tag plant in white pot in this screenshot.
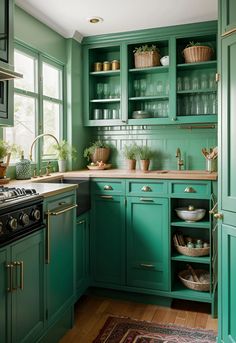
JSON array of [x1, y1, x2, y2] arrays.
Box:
[[53, 140, 77, 172], [83, 140, 110, 165]]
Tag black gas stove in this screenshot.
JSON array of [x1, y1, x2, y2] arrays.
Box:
[[0, 186, 44, 247]]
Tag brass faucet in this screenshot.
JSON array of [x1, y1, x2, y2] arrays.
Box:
[[29, 134, 59, 174], [176, 148, 184, 170]]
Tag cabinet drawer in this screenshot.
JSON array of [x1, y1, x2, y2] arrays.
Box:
[[91, 179, 125, 195], [126, 180, 167, 196], [169, 181, 211, 198]]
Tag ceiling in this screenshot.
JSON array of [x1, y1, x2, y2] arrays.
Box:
[[15, 0, 218, 40]]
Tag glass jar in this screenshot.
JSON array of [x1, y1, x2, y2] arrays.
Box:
[[103, 61, 111, 71], [94, 62, 102, 72], [111, 60, 120, 70]]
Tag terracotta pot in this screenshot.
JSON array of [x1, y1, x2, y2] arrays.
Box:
[[140, 159, 150, 172], [91, 148, 110, 163], [0, 164, 7, 178], [127, 159, 136, 170]]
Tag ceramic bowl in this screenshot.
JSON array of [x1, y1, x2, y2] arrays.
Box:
[[175, 207, 206, 222], [132, 111, 153, 119], [160, 56, 169, 66]]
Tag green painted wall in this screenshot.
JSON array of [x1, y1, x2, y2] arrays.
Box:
[[93, 125, 217, 170]]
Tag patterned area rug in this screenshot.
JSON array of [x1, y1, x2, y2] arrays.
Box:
[[93, 316, 217, 343]]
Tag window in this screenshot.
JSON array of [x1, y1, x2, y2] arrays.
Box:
[[4, 45, 64, 163]]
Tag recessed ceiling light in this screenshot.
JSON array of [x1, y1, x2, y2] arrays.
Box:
[[87, 16, 104, 24]]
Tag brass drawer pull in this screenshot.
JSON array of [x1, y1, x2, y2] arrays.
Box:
[[14, 261, 24, 290], [48, 204, 77, 216], [222, 27, 236, 37], [100, 195, 113, 199], [6, 263, 14, 292], [140, 263, 155, 269], [214, 212, 223, 220], [184, 186, 196, 193], [140, 198, 154, 202], [104, 185, 113, 190], [141, 185, 152, 192]]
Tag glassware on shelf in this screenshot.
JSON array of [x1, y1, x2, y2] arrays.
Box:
[[177, 76, 182, 91], [200, 73, 208, 89], [183, 96, 190, 116], [157, 102, 163, 117], [103, 83, 110, 99], [192, 76, 199, 90], [146, 79, 154, 96], [93, 108, 103, 120], [103, 109, 111, 119], [183, 76, 190, 91], [133, 79, 140, 97], [209, 93, 217, 114], [209, 72, 216, 90], [165, 79, 170, 95], [201, 94, 209, 115], [114, 84, 120, 98], [189, 95, 195, 115], [195, 94, 202, 115], [96, 83, 103, 99], [163, 102, 169, 117], [140, 79, 147, 96], [111, 109, 119, 119], [156, 80, 163, 95], [152, 103, 158, 117]]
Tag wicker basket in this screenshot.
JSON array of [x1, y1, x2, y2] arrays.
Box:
[[178, 269, 210, 292], [183, 46, 213, 63], [174, 244, 210, 257], [134, 51, 160, 68], [91, 148, 110, 163]]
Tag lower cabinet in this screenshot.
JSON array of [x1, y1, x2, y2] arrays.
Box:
[[221, 224, 236, 342], [75, 212, 90, 299], [127, 197, 169, 291], [0, 230, 44, 343], [91, 194, 126, 286], [44, 191, 76, 327]]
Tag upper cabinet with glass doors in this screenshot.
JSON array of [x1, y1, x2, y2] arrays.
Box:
[[82, 21, 217, 127]]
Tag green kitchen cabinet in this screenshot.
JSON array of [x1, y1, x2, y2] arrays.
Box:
[[218, 1, 236, 340], [44, 191, 76, 327], [75, 212, 90, 300], [82, 21, 217, 127], [220, 0, 236, 36], [91, 193, 126, 286], [126, 196, 169, 291], [0, 230, 45, 343]]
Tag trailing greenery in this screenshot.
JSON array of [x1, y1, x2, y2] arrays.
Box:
[[0, 140, 21, 161], [83, 140, 110, 162], [133, 44, 159, 54], [53, 140, 77, 160], [185, 41, 214, 50], [137, 145, 154, 160], [123, 143, 138, 160]]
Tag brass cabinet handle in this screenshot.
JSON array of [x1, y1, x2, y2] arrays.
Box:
[[209, 202, 218, 214], [100, 195, 113, 199], [222, 27, 236, 37], [48, 204, 77, 216], [214, 212, 223, 220], [139, 198, 154, 202], [103, 185, 113, 190], [13, 261, 24, 290], [184, 186, 196, 193], [140, 263, 155, 268], [141, 185, 152, 192], [6, 263, 14, 292]]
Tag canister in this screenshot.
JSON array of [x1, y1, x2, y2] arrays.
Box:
[[111, 60, 120, 70], [94, 62, 102, 72], [103, 61, 111, 71], [16, 151, 31, 180]]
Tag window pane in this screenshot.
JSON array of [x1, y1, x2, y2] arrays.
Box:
[[43, 100, 60, 157], [5, 94, 36, 161], [14, 50, 37, 92], [43, 62, 61, 99]]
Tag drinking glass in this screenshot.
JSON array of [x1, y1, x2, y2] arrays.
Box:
[[134, 79, 140, 97], [209, 72, 216, 90], [103, 83, 110, 99], [195, 94, 202, 115], [201, 94, 209, 114], [183, 76, 190, 91], [140, 79, 147, 96], [114, 84, 120, 98], [177, 76, 182, 91], [209, 93, 217, 114], [200, 73, 208, 89], [183, 96, 190, 116], [156, 80, 163, 95], [163, 102, 169, 117], [192, 76, 199, 90], [157, 103, 163, 117], [96, 83, 103, 99]]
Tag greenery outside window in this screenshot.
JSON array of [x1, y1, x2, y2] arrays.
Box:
[[4, 43, 64, 164]]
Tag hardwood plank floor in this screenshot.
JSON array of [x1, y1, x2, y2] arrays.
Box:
[[60, 295, 218, 343]]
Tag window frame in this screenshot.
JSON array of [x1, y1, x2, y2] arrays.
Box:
[[5, 42, 66, 167]]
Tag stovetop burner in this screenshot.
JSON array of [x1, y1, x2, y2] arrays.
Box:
[[0, 186, 39, 206]]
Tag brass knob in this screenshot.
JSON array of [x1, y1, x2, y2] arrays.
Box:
[[184, 187, 196, 193], [214, 213, 223, 220], [104, 185, 113, 190], [141, 185, 152, 192]]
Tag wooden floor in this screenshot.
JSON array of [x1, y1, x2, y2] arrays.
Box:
[[60, 295, 218, 343]]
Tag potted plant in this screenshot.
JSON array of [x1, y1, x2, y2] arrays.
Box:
[[53, 140, 77, 172], [83, 140, 110, 164], [123, 143, 138, 170], [133, 44, 160, 68], [137, 145, 154, 172], [0, 140, 21, 179], [183, 41, 213, 63]]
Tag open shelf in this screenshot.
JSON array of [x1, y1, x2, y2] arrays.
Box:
[[171, 220, 211, 229], [177, 61, 217, 70], [171, 282, 212, 302], [171, 253, 210, 264], [177, 89, 217, 94], [129, 95, 169, 101], [90, 70, 120, 76], [129, 66, 169, 74], [90, 99, 120, 103]]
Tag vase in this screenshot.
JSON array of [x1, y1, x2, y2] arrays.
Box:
[[140, 159, 150, 172], [91, 148, 110, 163], [16, 152, 31, 180], [127, 159, 136, 170], [58, 159, 67, 172]]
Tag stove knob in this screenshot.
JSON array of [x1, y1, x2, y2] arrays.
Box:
[[0, 221, 4, 235], [7, 217, 18, 231], [31, 209, 41, 221], [20, 213, 30, 226]]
